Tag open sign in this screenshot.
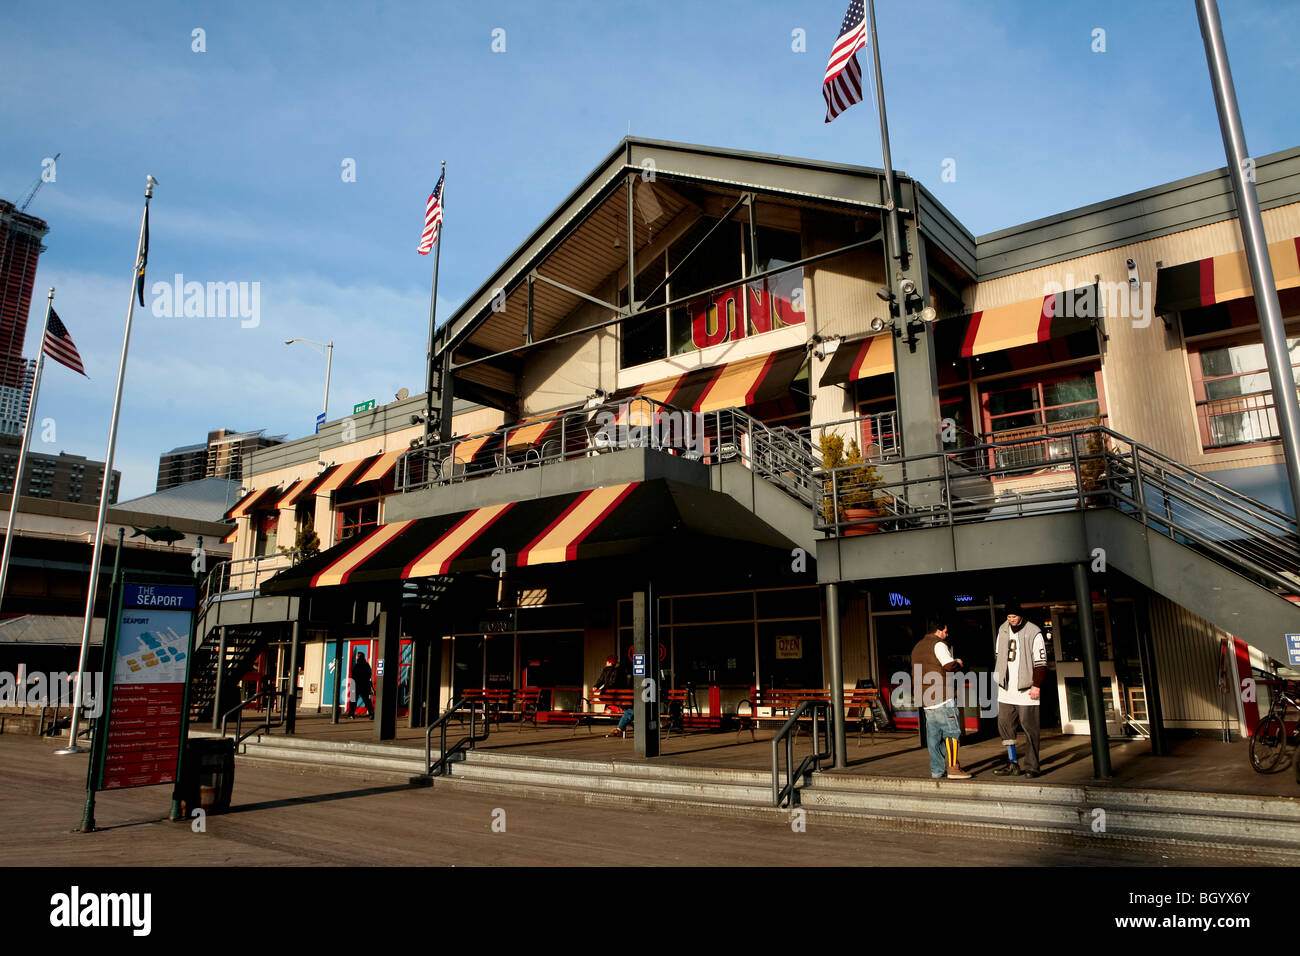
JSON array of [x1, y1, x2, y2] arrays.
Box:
[[775, 636, 802, 660]]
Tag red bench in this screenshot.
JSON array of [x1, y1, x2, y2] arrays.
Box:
[[737, 687, 880, 744]]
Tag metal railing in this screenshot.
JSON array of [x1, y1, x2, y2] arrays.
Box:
[[818, 423, 1300, 599], [417, 697, 490, 780], [200, 549, 304, 606], [771, 700, 835, 807], [220, 689, 288, 746]]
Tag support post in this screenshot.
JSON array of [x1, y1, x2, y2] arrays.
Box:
[[825, 582, 846, 768], [286, 620, 300, 735], [632, 586, 660, 758], [1072, 562, 1112, 778], [211, 626, 227, 730], [375, 598, 400, 741], [408, 634, 425, 728], [1133, 589, 1167, 756]]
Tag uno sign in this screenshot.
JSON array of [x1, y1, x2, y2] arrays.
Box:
[[691, 279, 804, 350]]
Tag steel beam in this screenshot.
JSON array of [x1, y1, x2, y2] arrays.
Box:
[[1072, 561, 1112, 778], [825, 582, 847, 768]]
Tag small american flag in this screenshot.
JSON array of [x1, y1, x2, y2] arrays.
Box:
[[417, 171, 445, 255], [43, 309, 87, 377], [823, 0, 869, 123]]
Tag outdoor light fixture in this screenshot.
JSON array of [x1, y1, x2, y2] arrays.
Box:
[[869, 316, 888, 333], [919, 306, 937, 323], [875, 288, 894, 303], [899, 278, 917, 297]]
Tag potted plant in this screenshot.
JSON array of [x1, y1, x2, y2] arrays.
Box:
[[819, 433, 886, 535], [1078, 415, 1107, 505], [279, 519, 320, 565]]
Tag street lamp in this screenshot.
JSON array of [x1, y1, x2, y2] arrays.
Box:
[[284, 338, 334, 427]]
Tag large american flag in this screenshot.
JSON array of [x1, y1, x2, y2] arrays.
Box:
[[43, 309, 86, 377], [417, 171, 445, 255], [823, 0, 869, 123]]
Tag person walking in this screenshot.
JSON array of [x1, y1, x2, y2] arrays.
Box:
[[348, 651, 375, 719], [911, 619, 971, 780], [992, 602, 1048, 777]]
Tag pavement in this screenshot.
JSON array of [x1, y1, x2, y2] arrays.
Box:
[[0, 734, 1260, 867]]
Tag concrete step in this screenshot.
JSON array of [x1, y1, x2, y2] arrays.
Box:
[[450, 760, 771, 805]]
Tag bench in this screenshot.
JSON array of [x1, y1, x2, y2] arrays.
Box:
[[737, 687, 881, 744], [572, 688, 691, 740], [511, 687, 543, 730], [458, 688, 513, 726]]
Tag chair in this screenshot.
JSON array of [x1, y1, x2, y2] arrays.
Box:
[[593, 430, 615, 453], [440, 456, 465, 483], [539, 439, 560, 463], [525, 447, 542, 468]]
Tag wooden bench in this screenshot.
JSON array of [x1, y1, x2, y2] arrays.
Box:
[[571, 688, 692, 740], [737, 687, 881, 744], [511, 687, 543, 730], [458, 688, 512, 726]]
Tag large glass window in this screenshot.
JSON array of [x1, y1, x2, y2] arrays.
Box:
[[980, 370, 1103, 471], [337, 500, 378, 541], [1191, 335, 1300, 449]]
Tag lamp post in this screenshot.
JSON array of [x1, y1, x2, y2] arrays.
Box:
[[284, 338, 334, 428]]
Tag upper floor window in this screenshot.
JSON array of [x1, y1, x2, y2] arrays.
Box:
[[618, 220, 804, 370], [337, 500, 379, 542], [253, 512, 278, 556], [1189, 334, 1300, 450]]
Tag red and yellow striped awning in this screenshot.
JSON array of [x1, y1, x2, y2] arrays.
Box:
[[225, 485, 282, 520], [820, 334, 895, 386], [615, 347, 806, 412], [260, 480, 797, 594], [960, 285, 1096, 357], [1155, 236, 1300, 314]]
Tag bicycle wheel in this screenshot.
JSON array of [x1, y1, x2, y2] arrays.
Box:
[[1250, 714, 1288, 772]]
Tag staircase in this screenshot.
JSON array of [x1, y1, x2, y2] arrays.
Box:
[[203, 730, 1300, 860], [187, 627, 269, 723]]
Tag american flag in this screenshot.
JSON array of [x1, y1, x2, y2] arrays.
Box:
[[823, 0, 869, 123], [43, 309, 87, 377], [417, 171, 445, 255]]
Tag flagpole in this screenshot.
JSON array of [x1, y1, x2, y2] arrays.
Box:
[[866, 0, 902, 267], [58, 175, 155, 755], [423, 161, 445, 461], [0, 287, 52, 617]]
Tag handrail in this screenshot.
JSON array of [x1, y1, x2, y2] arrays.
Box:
[[219, 689, 287, 746], [200, 549, 304, 608], [417, 696, 490, 779], [771, 700, 834, 807]]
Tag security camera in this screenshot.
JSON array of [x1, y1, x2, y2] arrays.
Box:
[[1126, 258, 1136, 270]]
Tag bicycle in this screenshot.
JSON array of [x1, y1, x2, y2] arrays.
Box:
[[1249, 679, 1300, 773]]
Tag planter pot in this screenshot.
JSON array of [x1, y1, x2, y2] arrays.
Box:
[[842, 506, 881, 536]]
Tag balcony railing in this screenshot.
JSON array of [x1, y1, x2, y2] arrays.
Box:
[[201, 550, 303, 606]]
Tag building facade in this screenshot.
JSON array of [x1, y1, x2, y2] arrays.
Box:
[[0, 201, 46, 393], [0, 435, 120, 504], [156, 428, 285, 491], [209, 139, 1300, 756]]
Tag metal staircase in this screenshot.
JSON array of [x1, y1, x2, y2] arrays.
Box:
[[187, 626, 268, 723]]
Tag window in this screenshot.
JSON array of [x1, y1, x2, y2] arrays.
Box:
[[253, 512, 278, 556], [337, 500, 379, 541], [1189, 335, 1300, 450], [980, 369, 1104, 471], [618, 218, 804, 369]]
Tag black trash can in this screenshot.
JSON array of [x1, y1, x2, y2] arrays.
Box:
[[184, 738, 235, 814]]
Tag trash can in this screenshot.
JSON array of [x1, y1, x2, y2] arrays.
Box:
[[185, 738, 235, 814]]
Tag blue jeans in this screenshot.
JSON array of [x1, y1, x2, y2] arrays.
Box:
[[617, 707, 634, 732], [924, 702, 961, 777]]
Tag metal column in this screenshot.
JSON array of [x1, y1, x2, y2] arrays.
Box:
[[825, 582, 847, 768], [1197, 0, 1300, 519], [210, 626, 227, 730], [1072, 562, 1112, 778], [632, 587, 660, 759], [376, 599, 400, 741], [286, 620, 300, 735], [1133, 589, 1167, 757]]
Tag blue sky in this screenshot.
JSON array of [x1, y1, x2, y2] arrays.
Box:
[[2, 0, 1298, 500]]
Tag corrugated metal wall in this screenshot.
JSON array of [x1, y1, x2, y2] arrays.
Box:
[[1148, 594, 1237, 730]]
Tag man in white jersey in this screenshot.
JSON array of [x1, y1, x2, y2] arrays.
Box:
[[992, 601, 1048, 778]]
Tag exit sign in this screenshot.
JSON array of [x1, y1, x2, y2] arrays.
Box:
[[353, 399, 376, 414]]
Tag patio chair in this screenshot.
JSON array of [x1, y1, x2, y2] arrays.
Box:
[[539, 439, 560, 462], [440, 456, 465, 483]]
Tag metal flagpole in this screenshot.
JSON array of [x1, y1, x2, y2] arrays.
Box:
[[1196, 0, 1300, 518], [58, 176, 155, 755], [423, 162, 446, 460], [866, 0, 902, 267], [0, 287, 52, 616]]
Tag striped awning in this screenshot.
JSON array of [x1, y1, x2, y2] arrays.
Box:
[[225, 485, 282, 520], [615, 347, 806, 413], [959, 285, 1097, 357], [260, 479, 796, 593], [1154, 237, 1300, 314], [355, 449, 404, 484], [820, 334, 894, 387]]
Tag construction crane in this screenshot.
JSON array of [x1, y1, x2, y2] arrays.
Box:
[[18, 152, 59, 213]]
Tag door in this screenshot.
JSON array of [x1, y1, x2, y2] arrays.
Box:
[[1050, 606, 1123, 736], [673, 622, 755, 725], [345, 639, 375, 715]]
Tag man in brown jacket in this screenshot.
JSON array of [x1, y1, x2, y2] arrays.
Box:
[[911, 620, 971, 780]]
